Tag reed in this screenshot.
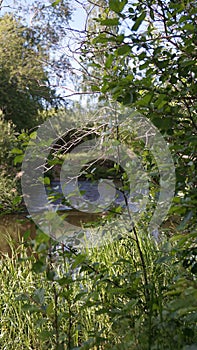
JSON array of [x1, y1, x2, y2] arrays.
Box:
[[0, 226, 196, 350]]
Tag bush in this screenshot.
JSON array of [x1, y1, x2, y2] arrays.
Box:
[[0, 111, 17, 168], [0, 113, 21, 212]]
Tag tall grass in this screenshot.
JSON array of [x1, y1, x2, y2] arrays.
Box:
[[0, 225, 196, 350]]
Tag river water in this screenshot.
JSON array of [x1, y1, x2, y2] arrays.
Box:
[[0, 180, 131, 254]]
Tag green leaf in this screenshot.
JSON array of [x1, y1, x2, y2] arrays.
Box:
[[122, 92, 133, 104], [150, 8, 154, 20], [35, 230, 50, 243], [14, 154, 24, 165], [33, 288, 45, 304], [39, 330, 53, 340], [105, 54, 114, 68], [132, 12, 146, 31], [30, 131, 37, 139], [22, 304, 41, 313], [52, 0, 61, 7], [92, 34, 117, 44], [152, 117, 173, 130], [139, 61, 149, 70], [12, 195, 22, 205], [157, 100, 168, 109], [57, 276, 73, 286], [137, 92, 153, 106], [155, 94, 168, 109], [23, 229, 31, 240], [100, 18, 119, 26], [91, 85, 100, 92], [72, 253, 87, 269], [117, 34, 125, 43], [15, 293, 29, 301], [177, 211, 193, 230], [46, 302, 54, 317], [32, 260, 46, 273], [89, 62, 101, 68], [46, 270, 56, 281], [138, 51, 147, 60], [116, 44, 131, 55], [109, 0, 128, 13], [11, 147, 23, 154], [74, 292, 87, 302], [182, 24, 195, 32], [43, 176, 50, 185]]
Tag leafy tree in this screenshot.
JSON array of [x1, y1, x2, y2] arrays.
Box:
[[0, 14, 56, 130], [78, 0, 197, 233], [0, 0, 73, 103]]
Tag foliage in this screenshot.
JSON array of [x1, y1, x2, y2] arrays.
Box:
[[0, 14, 56, 130], [0, 112, 17, 167], [0, 1, 197, 349], [0, 114, 22, 212], [0, 229, 197, 349], [79, 0, 197, 233], [0, 172, 22, 212], [0, 0, 72, 103]]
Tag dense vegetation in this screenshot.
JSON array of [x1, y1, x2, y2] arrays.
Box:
[[0, 15, 57, 130], [0, 0, 196, 349], [0, 227, 197, 349]]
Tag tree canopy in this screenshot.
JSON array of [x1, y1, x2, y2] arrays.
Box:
[[76, 0, 197, 232], [0, 14, 56, 130]]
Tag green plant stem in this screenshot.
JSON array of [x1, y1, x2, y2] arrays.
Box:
[[67, 283, 72, 350], [48, 240, 60, 348]]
